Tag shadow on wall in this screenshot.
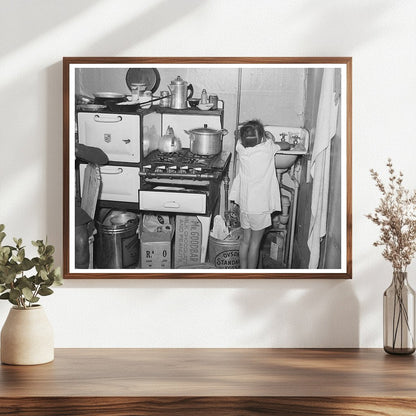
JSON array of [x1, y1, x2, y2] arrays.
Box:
[[46, 62, 64, 263], [1, 0, 101, 56], [77, 0, 203, 56], [233, 280, 359, 347], [296, 0, 393, 51]]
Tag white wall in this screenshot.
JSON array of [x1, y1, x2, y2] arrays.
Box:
[[1, 0, 415, 348]]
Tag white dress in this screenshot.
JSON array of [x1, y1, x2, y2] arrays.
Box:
[[229, 139, 282, 214]]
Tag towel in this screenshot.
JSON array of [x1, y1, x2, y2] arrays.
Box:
[[307, 69, 340, 268]]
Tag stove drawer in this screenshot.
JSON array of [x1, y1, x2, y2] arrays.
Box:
[[139, 191, 206, 214], [80, 164, 139, 203]]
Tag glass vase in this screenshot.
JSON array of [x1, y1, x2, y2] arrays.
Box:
[[383, 271, 416, 355]]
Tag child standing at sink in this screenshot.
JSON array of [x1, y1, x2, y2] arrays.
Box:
[[230, 119, 290, 269]]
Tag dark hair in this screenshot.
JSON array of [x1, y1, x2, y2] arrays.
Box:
[[240, 119, 265, 148]]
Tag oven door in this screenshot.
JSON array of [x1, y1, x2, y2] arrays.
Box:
[[139, 188, 207, 214], [80, 163, 139, 203], [77, 112, 140, 163]]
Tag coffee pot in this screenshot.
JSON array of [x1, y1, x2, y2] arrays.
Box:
[[167, 76, 193, 109]]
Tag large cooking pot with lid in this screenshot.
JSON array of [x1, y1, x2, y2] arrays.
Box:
[[184, 124, 228, 155]]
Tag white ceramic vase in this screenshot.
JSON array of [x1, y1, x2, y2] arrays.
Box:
[[1, 305, 54, 365]]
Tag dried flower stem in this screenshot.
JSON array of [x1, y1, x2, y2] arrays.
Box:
[[366, 159, 416, 272]]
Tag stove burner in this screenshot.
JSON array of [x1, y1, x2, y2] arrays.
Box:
[[140, 149, 231, 181], [153, 150, 215, 166]]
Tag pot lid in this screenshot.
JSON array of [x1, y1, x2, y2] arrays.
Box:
[[125, 68, 160, 93], [190, 124, 220, 134]]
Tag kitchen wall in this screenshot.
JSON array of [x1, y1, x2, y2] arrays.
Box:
[[77, 67, 305, 160], [1, 0, 416, 348]]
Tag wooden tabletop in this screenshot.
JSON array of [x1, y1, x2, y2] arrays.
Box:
[[1, 348, 416, 415]]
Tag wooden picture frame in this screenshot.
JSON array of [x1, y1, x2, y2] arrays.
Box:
[[63, 57, 352, 279]]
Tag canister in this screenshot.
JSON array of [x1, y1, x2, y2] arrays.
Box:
[[209, 94, 218, 110], [160, 90, 170, 107]]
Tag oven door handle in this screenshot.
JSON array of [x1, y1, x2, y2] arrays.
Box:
[[94, 114, 123, 123], [100, 167, 124, 175], [163, 201, 180, 209]]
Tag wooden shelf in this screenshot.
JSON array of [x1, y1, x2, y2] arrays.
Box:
[[1, 348, 415, 415], [156, 107, 223, 116]]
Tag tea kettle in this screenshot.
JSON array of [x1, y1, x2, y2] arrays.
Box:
[[167, 76, 194, 109], [158, 126, 182, 153]]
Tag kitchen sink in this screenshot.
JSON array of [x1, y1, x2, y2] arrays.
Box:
[[274, 150, 305, 170], [264, 126, 309, 172]]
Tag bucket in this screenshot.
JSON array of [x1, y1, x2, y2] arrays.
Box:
[[208, 232, 241, 269], [94, 211, 139, 269]]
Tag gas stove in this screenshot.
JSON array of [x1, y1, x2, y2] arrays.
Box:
[[139, 149, 231, 180], [138, 149, 232, 265]]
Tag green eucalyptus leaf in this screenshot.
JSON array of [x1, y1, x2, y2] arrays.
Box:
[[0, 246, 11, 261], [39, 269, 48, 281], [0, 232, 6, 244], [0, 224, 5, 232], [17, 276, 35, 290], [0, 292, 9, 299], [9, 288, 21, 301], [34, 275, 43, 285], [38, 287, 53, 296], [44, 256, 54, 265], [0, 285, 6, 294], [53, 267, 63, 285], [0, 265, 7, 280], [17, 248, 25, 263], [45, 245, 55, 256], [13, 237, 22, 248], [2, 271, 17, 285], [20, 258, 34, 271], [22, 287, 34, 301]]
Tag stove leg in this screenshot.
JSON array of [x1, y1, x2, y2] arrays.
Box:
[[224, 174, 230, 213], [197, 215, 212, 263]]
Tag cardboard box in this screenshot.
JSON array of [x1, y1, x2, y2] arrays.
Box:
[[174, 215, 202, 268], [140, 217, 174, 269]]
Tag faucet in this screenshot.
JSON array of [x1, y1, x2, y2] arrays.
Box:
[[290, 135, 300, 146], [279, 133, 288, 142]]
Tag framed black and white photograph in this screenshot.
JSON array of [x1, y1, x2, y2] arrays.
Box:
[[63, 57, 352, 279]]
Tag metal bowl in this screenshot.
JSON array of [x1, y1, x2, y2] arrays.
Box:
[[188, 98, 200, 108]]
